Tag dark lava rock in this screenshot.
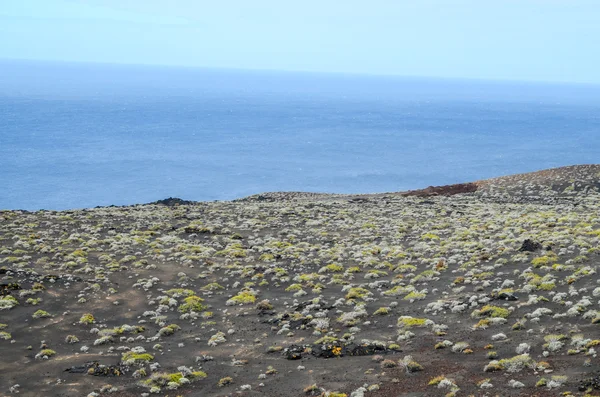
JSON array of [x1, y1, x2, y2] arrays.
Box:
[[311, 344, 344, 358], [289, 317, 312, 329], [65, 361, 129, 377], [495, 291, 519, 301], [284, 345, 306, 360], [519, 239, 542, 252], [152, 197, 195, 206], [248, 195, 273, 202], [284, 343, 389, 360], [0, 283, 21, 296], [344, 343, 388, 356], [402, 182, 478, 197], [580, 373, 600, 391], [256, 310, 276, 317], [294, 301, 311, 311]]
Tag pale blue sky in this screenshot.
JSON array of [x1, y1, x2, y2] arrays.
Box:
[[1, 0, 599, 83]]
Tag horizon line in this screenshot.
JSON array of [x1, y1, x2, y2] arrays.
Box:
[[3, 163, 598, 212], [2, 56, 600, 88]]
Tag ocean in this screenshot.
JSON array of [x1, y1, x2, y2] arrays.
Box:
[[1, 59, 599, 210]]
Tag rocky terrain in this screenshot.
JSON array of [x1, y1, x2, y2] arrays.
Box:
[[3, 165, 600, 397]]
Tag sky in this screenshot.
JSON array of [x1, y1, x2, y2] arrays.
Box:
[[1, 0, 600, 84]]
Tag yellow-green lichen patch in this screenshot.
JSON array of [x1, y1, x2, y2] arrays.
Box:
[[121, 351, 154, 365], [32, 309, 51, 318], [398, 316, 430, 328], [140, 370, 207, 391], [157, 324, 181, 337], [226, 290, 257, 305], [79, 313, 95, 324], [345, 287, 372, 300], [0, 296, 18, 310], [471, 305, 510, 319], [178, 295, 207, 313]]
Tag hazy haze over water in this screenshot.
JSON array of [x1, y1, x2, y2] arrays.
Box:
[[1, 60, 600, 210]]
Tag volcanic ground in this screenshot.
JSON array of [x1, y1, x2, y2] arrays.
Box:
[[3, 165, 600, 397]]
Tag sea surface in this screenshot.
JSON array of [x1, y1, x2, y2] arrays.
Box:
[[1, 59, 600, 210]]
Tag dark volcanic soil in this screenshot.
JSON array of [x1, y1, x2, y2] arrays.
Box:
[[2, 165, 600, 397]]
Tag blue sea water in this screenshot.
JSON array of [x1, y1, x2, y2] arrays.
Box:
[[1, 59, 600, 211]]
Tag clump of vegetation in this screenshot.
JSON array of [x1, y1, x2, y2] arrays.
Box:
[[79, 313, 95, 324], [399, 355, 424, 372], [122, 351, 154, 365], [429, 375, 446, 386], [303, 384, 321, 395], [226, 290, 257, 305], [26, 297, 41, 305], [383, 285, 411, 296], [288, 284, 306, 293], [98, 325, 145, 337], [267, 345, 283, 353], [158, 324, 181, 337], [380, 359, 397, 368], [65, 335, 79, 344], [321, 392, 347, 397], [178, 295, 207, 313], [452, 342, 470, 353], [201, 282, 224, 291], [140, 370, 207, 391], [32, 309, 51, 318], [484, 354, 535, 373], [35, 349, 56, 359], [398, 316, 429, 328], [165, 288, 195, 297], [256, 299, 273, 310], [471, 305, 510, 319], [435, 340, 452, 349], [218, 376, 233, 387], [319, 264, 344, 273], [345, 287, 371, 300], [543, 334, 567, 352], [314, 335, 339, 345], [373, 307, 390, 316], [208, 331, 227, 346], [0, 296, 18, 310], [404, 291, 427, 300], [473, 318, 491, 329]]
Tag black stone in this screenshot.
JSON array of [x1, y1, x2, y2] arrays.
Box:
[[65, 361, 129, 377], [519, 239, 542, 252], [496, 292, 519, 301]]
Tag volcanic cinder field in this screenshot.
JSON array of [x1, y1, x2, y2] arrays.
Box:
[[4, 165, 600, 397]]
